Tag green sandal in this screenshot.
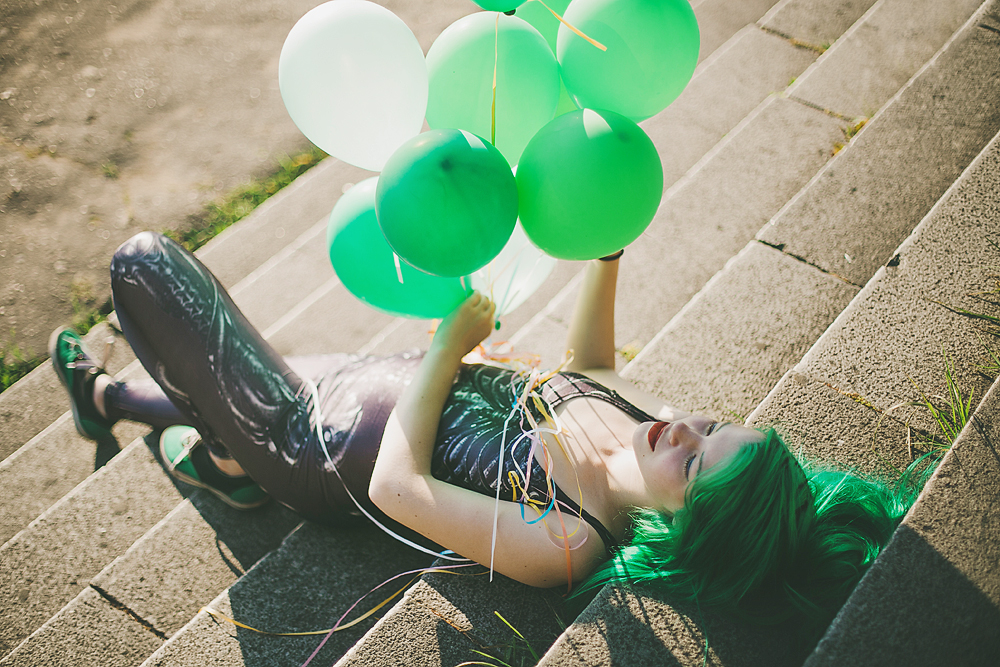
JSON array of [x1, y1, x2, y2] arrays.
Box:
[[159, 426, 269, 510], [49, 327, 117, 445]]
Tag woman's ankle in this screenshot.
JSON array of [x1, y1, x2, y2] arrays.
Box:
[[209, 450, 247, 477], [92, 373, 113, 420]]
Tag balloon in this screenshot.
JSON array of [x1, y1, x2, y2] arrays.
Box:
[[327, 178, 470, 318], [376, 129, 518, 278], [516, 109, 663, 260], [426, 13, 559, 166], [557, 0, 700, 121], [514, 0, 570, 51], [471, 221, 557, 316], [279, 0, 427, 171], [472, 0, 525, 11]]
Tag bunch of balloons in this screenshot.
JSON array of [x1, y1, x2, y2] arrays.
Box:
[[279, 0, 699, 318]]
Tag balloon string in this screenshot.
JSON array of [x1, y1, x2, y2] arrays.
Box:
[[492, 13, 499, 146], [532, 0, 607, 51]]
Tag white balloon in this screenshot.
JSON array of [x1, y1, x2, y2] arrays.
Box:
[[279, 0, 428, 172], [471, 221, 557, 316]]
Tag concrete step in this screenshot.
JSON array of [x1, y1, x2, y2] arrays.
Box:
[[0, 437, 187, 657], [4, 0, 996, 665], [55, 11, 822, 663], [804, 377, 1000, 665], [625, 0, 1000, 420], [535, 67, 1000, 667]]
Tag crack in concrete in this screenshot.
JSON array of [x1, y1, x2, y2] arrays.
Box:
[[755, 240, 862, 287], [756, 24, 828, 55], [978, 23, 1000, 36], [91, 584, 168, 641], [785, 94, 863, 123]]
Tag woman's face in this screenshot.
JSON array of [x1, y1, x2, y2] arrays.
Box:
[[632, 416, 764, 512]]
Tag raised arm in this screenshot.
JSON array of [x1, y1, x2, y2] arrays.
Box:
[[369, 292, 606, 587], [564, 253, 693, 423], [565, 256, 620, 373]]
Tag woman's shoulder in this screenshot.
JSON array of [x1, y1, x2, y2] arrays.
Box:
[[568, 367, 690, 423]]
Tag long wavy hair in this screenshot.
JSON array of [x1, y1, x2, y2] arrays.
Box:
[[578, 429, 931, 642]]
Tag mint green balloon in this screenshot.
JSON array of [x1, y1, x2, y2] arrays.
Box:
[[426, 13, 559, 165], [513, 0, 570, 51], [376, 129, 518, 277], [558, 0, 700, 121], [327, 177, 470, 318], [473, 0, 525, 11], [516, 109, 663, 260]]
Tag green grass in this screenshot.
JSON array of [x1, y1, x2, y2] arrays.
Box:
[[0, 343, 44, 394], [0, 145, 327, 395], [909, 352, 975, 454], [165, 146, 327, 253], [457, 612, 542, 667]]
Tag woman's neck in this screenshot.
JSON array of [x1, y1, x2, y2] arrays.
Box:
[[551, 397, 657, 537]]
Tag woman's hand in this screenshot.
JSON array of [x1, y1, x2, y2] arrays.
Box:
[[432, 291, 496, 358]]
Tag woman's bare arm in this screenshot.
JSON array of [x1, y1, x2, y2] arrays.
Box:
[[369, 292, 606, 587], [565, 257, 620, 372]]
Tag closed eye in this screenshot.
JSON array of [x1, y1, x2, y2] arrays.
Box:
[[684, 453, 696, 480]]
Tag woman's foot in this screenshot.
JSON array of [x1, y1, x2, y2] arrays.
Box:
[[49, 327, 117, 445], [159, 426, 269, 510]]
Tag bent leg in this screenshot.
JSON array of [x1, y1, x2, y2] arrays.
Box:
[[109, 232, 357, 523], [104, 377, 191, 431]]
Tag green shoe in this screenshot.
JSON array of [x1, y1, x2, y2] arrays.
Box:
[[49, 327, 116, 445], [159, 426, 269, 510]]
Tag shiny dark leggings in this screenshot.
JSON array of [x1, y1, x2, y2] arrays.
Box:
[[109, 232, 417, 526]]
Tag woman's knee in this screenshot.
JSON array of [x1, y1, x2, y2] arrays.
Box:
[[111, 231, 169, 273]]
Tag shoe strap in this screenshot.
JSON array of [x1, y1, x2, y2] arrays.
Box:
[[165, 431, 201, 474]]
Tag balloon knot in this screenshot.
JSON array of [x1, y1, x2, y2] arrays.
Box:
[[503, 9, 516, 15]]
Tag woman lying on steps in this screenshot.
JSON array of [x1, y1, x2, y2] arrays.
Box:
[[52, 231, 925, 653]]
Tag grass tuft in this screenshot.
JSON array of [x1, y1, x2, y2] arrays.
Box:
[[909, 352, 975, 453], [165, 146, 327, 253], [0, 343, 44, 394]]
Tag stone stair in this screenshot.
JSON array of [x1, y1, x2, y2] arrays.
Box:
[[2, 0, 999, 665]]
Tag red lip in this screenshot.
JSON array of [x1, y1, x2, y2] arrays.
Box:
[[647, 421, 669, 451]]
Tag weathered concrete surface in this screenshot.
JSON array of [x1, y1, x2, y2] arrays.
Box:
[[92, 492, 300, 637], [693, 0, 781, 60], [748, 369, 916, 479], [0, 436, 185, 657], [788, 0, 986, 119], [805, 378, 1000, 666], [140, 522, 430, 667], [643, 26, 818, 188], [624, 242, 858, 421], [0, 0, 475, 359], [0, 586, 161, 667], [759, 0, 877, 48], [337, 563, 565, 667], [196, 156, 373, 292], [759, 1, 1000, 285], [0, 413, 148, 544], [536, 584, 800, 667], [793, 126, 1000, 436]]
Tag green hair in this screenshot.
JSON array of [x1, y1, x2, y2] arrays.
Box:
[[578, 429, 933, 642]]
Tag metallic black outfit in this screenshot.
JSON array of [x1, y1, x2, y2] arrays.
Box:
[[108, 233, 653, 548]]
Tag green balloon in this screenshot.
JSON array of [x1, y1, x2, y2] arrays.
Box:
[[558, 0, 700, 121], [472, 0, 525, 11], [327, 177, 470, 319], [376, 129, 518, 277], [427, 13, 559, 166], [516, 109, 663, 260], [513, 0, 570, 52]]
